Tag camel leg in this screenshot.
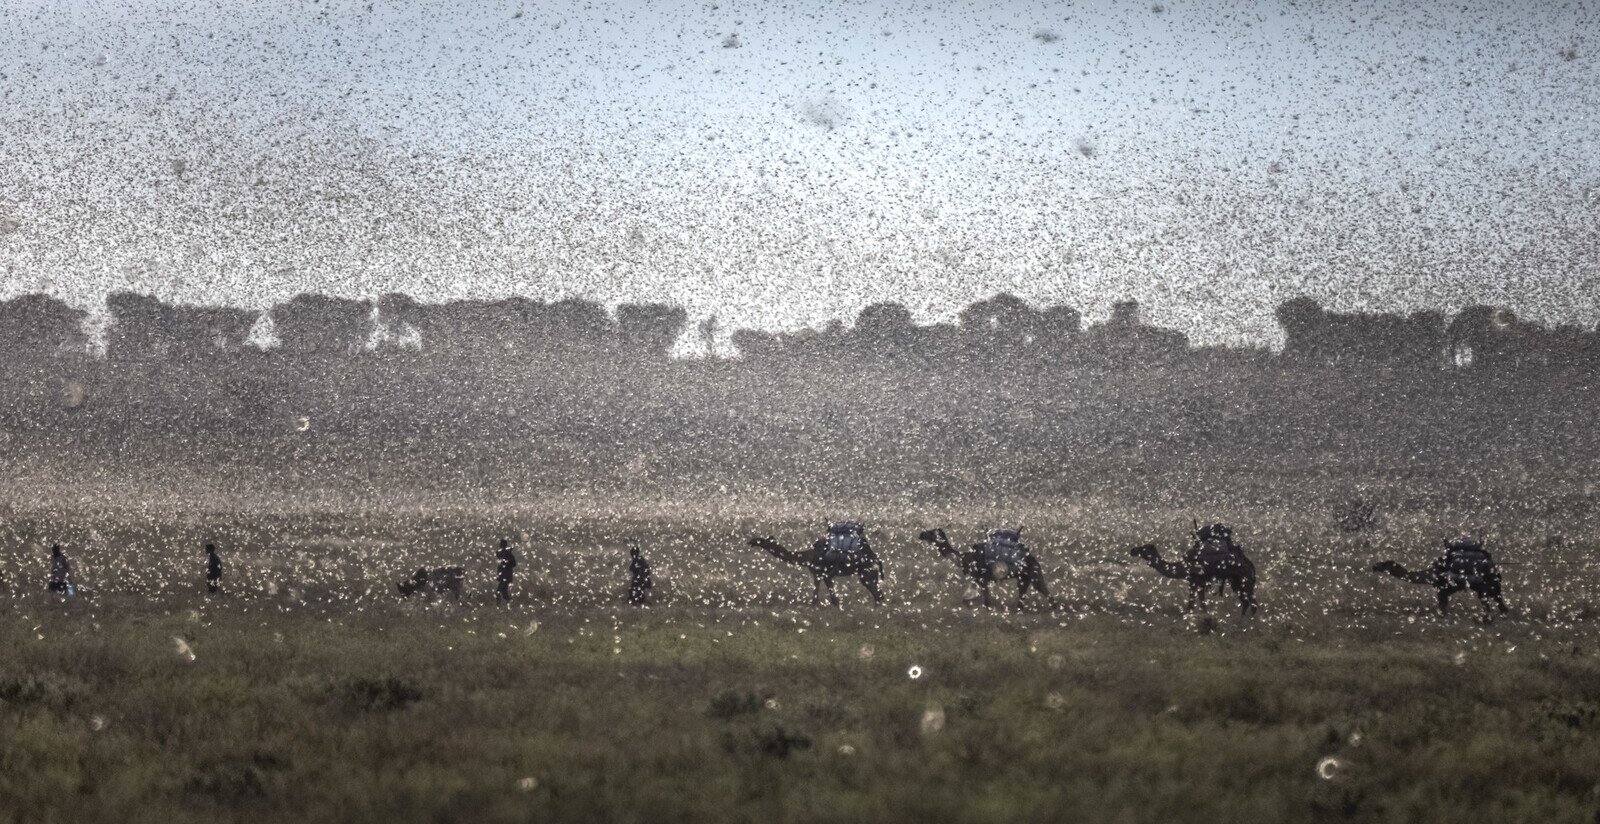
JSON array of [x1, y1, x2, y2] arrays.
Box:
[[980, 580, 994, 609], [1184, 581, 1202, 613], [857, 566, 884, 604], [1029, 564, 1051, 599], [1233, 575, 1257, 617], [1487, 576, 1509, 614], [1472, 582, 1508, 618], [1474, 587, 1498, 621], [1437, 582, 1465, 614], [823, 576, 840, 607]]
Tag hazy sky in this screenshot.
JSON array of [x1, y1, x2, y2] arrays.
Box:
[[1, 0, 1596, 347]]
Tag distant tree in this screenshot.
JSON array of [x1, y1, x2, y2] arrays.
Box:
[[1552, 324, 1600, 368], [697, 315, 720, 360], [1449, 305, 1518, 368], [270, 294, 374, 357], [1107, 300, 1143, 328], [616, 303, 687, 361], [376, 292, 425, 348], [0, 294, 87, 361], [1277, 299, 1443, 369], [851, 301, 917, 356], [1275, 297, 1325, 361], [535, 298, 615, 355], [413, 297, 542, 359], [958, 293, 1041, 363], [1400, 310, 1448, 369], [1082, 299, 1188, 365], [914, 321, 966, 368], [1035, 304, 1083, 359], [105, 292, 172, 361], [731, 328, 783, 361], [106, 292, 256, 361]]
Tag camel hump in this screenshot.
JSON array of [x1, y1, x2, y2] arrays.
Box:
[[982, 529, 1027, 567]]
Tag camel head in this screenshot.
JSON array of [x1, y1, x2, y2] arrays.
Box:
[[1128, 543, 1160, 562], [1371, 560, 1402, 574], [916, 528, 946, 545]]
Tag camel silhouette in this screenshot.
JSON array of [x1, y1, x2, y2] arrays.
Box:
[[916, 527, 1050, 608], [1129, 523, 1256, 616], [1373, 540, 1507, 617], [748, 527, 884, 606]]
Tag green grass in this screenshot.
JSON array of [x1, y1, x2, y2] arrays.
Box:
[[4, 595, 1600, 823]]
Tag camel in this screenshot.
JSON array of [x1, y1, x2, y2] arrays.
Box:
[[397, 567, 464, 601], [916, 527, 1050, 608], [1372, 539, 1507, 617], [748, 524, 884, 606], [1129, 523, 1257, 616]]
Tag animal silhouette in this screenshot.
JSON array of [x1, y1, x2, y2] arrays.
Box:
[[748, 524, 884, 606], [916, 527, 1050, 607]]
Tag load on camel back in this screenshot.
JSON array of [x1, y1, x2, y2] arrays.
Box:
[[981, 529, 1029, 570], [820, 522, 871, 566], [1441, 537, 1495, 579], [1186, 522, 1246, 567]]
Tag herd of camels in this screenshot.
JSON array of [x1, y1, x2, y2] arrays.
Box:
[[744, 522, 1511, 618]]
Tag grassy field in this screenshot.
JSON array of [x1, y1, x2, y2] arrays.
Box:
[[4, 505, 1600, 823]]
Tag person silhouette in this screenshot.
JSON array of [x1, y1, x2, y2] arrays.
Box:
[[496, 539, 518, 604], [627, 544, 653, 606], [205, 543, 223, 595], [48, 545, 74, 596]]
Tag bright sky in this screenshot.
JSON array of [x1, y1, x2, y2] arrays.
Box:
[[1, 0, 1596, 347]]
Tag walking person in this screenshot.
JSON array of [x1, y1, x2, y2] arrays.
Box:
[[495, 539, 517, 604], [47, 545, 75, 597], [205, 543, 223, 595], [627, 544, 653, 606]]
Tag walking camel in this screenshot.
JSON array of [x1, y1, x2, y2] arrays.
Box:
[[916, 527, 1050, 608], [1129, 523, 1257, 616], [1372, 538, 1508, 617], [748, 523, 884, 606]]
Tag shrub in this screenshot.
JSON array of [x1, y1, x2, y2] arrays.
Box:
[[0, 672, 81, 709], [183, 753, 288, 806], [335, 676, 425, 713], [707, 689, 768, 720], [722, 723, 812, 759]]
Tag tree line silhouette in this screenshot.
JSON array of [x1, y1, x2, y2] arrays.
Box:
[[2, 290, 1597, 509], [2, 290, 1596, 373]]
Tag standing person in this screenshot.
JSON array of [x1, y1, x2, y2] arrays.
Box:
[[205, 543, 223, 595], [48, 545, 74, 597], [495, 539, 517, 604], [627, 544, 653, 606]]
